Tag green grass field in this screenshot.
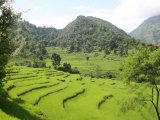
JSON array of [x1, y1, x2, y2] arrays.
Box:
[[0, 66, 156, 120], [46, 47, 122, 77]]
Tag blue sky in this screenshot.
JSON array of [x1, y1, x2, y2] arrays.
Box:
[[13, 0, 160, 32]]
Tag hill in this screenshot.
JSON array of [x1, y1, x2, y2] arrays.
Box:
[[12, 21, 61, 57], [55, 16, 136, 54], [13, 16, 137, 57], [1, 66, 155, 120], [130, 15, 160, 44]]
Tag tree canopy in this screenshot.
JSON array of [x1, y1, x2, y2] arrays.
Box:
[[121, 47, 160, 83], [56, 16, 137, 54], [51, 53, 61, 69], [121, 47, 160, 119], [0, 0, 19, 96]]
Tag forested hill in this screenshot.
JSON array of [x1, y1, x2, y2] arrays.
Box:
[[13, 16, 137, 57], [55, 16, 136, 53], [130, 15, 160, 45], [12, 21, 61, 56]]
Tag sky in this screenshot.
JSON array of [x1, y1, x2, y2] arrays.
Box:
[[13, 0, 160, 32]]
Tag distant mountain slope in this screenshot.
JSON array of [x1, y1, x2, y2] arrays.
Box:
[[56, 16, 136, 53], [130, 15, 160, 44], [13, 16, 137, 57], [13, 21, 61, 56]]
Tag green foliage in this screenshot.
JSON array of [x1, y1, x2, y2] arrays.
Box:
[[0, 0, 19, 89], [55, 16, 137, 54], [121, 47, 160, 120], [62, 63, 72, 73], [86, 56, 90, 62], [46, 47, 123, 77], [51, 53, 61, 69], [15, 60, 32, 67], [14, 59, 46, 68], [121, 47, 160, 83], [2, 66, 155, 120], [32, 60, 46, 68], [11, 16, 138, 58], [58, 63, 80, 74], [104, 48, 111, 55], [12, 20, 61, 57]]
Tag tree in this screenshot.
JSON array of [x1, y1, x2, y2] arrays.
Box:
[[86, 56, 89, 63], [35, 43, 48, 58], [121, 47, 160, 119], [62, 63, 72, 73], [57, 62, 80, 74], [119, 44, 128, 56], [104, 48, 111, 55], [0, 0, 19, 96], [51, 53, 61, 69], [84, 40, 94, 53], [68, 44, 75, 53]]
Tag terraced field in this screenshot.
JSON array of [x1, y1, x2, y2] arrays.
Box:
[[2, 66, 156, 120], [45, 47, 122, 76]]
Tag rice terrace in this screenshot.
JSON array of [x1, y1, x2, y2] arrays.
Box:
[[0, 0, 160, 120]]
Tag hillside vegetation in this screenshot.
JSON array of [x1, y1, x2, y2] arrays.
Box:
[[13, 16, 137, 57], [46, 47, 123, 77], [12, 21, 61, 57], [1, 3, 158, 119], [130, 15, 160, 44], [1, 66, 155, 120], [56, 16, 136, 54]]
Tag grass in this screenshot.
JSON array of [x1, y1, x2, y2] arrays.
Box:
[[0, 66, 156, 120], [0, 98, 44, 120], [46, 47, 122, 76], [0, 47, 157, 120]]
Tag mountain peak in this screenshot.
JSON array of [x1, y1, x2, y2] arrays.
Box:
[[56, 15, 134, 53], [76, 15, 86, 19], [130, 15, 160, 44], [144, 14, 160, 24]]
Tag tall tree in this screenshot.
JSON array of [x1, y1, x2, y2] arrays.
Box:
[[51, 53, 61, 69], [121, 47, 160, 119], [0, 0, 19, 95]]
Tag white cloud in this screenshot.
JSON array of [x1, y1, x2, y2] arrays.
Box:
[[32, 6, 44, 11], [23, 15, 76, 29], [73, 6, 93, 12], [77, 0, 160, 32], [16, 0, 160, 32], [111, 0, 160, 32]]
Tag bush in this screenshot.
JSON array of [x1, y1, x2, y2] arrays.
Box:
[[14, 61, 32, 67], [48, 66, 51, 69], [15, 63, 19, 66], [105, 72, 113, 79], [71, 67, 80, 74], [63, 63, 72, 73], [51, 53, 61, 69], [32, 60, 46, 68], [57, 63, 80, 74]]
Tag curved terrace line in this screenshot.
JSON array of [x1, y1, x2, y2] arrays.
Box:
[[17, 82, 60, 96]]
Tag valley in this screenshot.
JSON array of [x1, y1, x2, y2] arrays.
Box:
[[0, 1, 160, 119], [2, 65, 155, 120]]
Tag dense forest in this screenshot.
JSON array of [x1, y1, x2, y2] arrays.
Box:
[[12, 21, 61, 57], [13, 16, 138, 58], [55, 16, 137, 54]]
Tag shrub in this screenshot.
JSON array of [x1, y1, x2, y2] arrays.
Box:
[[57, 63, 80, 74], [32, 60, 46, 68], [51, 53, 61, 69], [14, 61, 32, 67], [71, 67, 80, 74]]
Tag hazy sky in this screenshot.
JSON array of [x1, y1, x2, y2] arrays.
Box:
[[13, 0, 160, 32]]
